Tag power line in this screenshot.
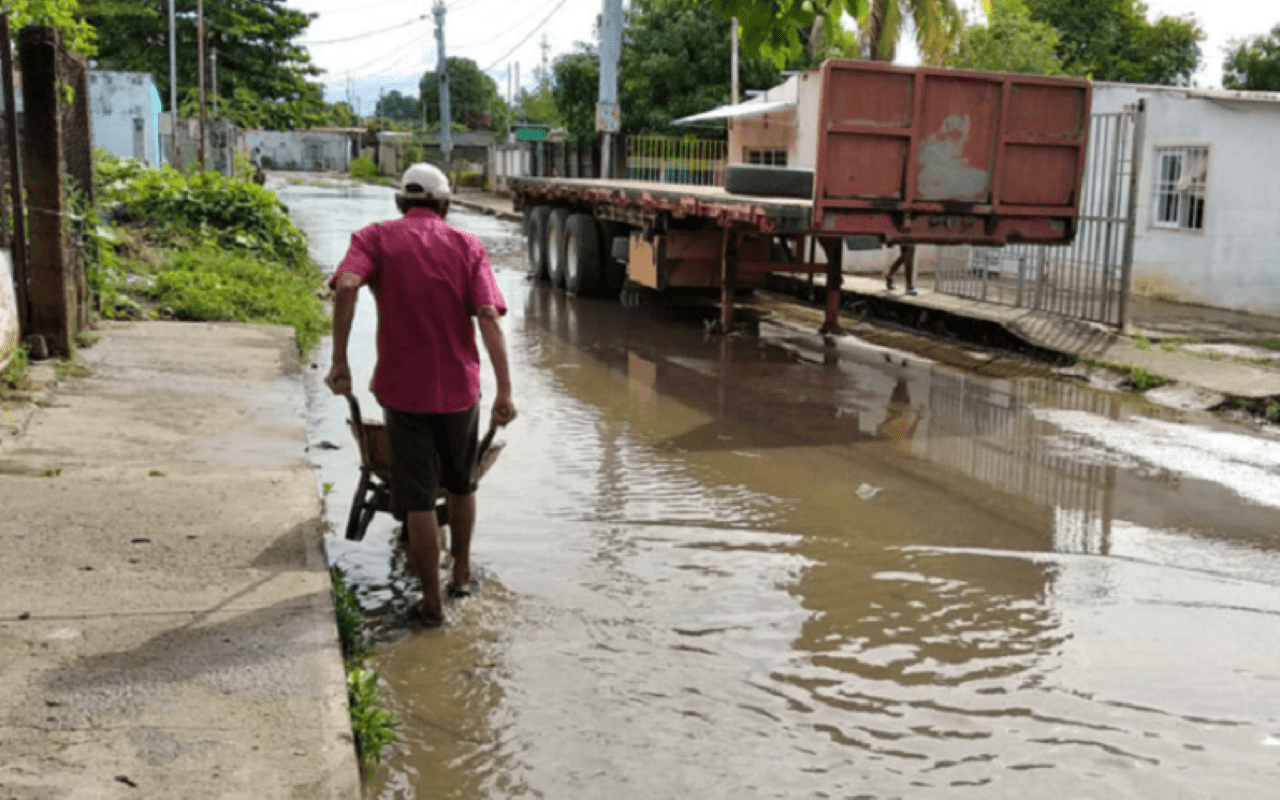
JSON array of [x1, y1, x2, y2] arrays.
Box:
[[482, 0, 572, 72], [449, 0, 559, 50], [302, 14, 428, 46]]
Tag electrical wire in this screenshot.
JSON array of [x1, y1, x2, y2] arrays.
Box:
[[302, 14, 428, 46], [323, 30, 433, 78], [482, 0, 572, 71], [448, 0, 560, 50]]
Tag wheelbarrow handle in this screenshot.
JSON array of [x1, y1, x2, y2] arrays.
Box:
[[478, 423, 497, 460]]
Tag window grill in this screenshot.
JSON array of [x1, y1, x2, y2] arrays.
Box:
[[1152, 146, 1207, 231]]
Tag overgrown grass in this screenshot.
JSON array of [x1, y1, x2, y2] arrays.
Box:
[[87, 151, 330, 354], [1078, 355, 1171, 392], [1, 344, 30, 399], [147, 249, 330, 353], [331, 567, 398, 767]]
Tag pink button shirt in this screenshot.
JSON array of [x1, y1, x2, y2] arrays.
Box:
[[331, 207, 507, 414]]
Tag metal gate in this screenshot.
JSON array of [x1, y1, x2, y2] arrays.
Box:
[[934, 103, 1146, 328]]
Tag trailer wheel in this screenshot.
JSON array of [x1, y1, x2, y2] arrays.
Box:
[[526, 205, 551, 281], [598, 220, 628, 298], [547, 208, 570, 288], [724, 164, 814, 199], [564, 214, 601, 296]]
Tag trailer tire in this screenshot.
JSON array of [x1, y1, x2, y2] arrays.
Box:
[[564, 214, 601, 296], [598, 220, 628, 297], [724, 164, 814, 199], [547, 208, 570, 288], [526, 205, 551, 281]]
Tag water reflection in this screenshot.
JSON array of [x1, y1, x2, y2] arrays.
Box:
[[285, 182, 1280, 799]]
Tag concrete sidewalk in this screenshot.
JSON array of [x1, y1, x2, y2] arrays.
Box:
[[0, 322, 359, 799]]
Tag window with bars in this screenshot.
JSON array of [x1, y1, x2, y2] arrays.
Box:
[[746, 149, 788, 167], [1152, 146, 1207, 231]]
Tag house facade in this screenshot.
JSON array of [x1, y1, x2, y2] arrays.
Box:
[[88, 71, 163, 165], [242, 129, 358, 172], [1091, 83, 1280, 316]]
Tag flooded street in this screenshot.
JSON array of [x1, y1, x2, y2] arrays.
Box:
[[279, 181, 1280, 799]]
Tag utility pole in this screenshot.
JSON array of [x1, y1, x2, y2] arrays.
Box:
[[197, 0, 206, 172], [540, 34, 550, 90], [434, 0, 452, 171], [210, 47, 218, 118], [596, 0, 622, 178], [730, 18, 739, 105], [515, 62, 522, 121], [167, 0, 177, 160]]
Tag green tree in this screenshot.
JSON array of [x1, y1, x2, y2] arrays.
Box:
[[83, 1, 323, 112], [1025, 0, 1202, 84], [708, 0, 864, 68], [7, 0, 97, 55], [1223, 25, 1280, 91], [419, 57, 508, 130], [861, 0, 962, 64], [950, 0, 1063, 74], [518, 86, 561, 127], [375, 90, 421, 125], [619, 0, 781, 134], [551, 45, 600, 142]]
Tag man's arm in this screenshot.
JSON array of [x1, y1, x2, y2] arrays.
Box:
[[477, 305, 516, 427], [325, 272, 364, 396]]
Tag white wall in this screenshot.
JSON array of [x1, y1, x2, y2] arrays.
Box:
[[244, 130, 353, 172], [1, 250, 17, 373], [1094, 84, 1280, 315], [89, 72, 160, 165]]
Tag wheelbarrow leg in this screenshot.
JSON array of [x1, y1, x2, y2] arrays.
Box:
[[345, 467, 373, 541]]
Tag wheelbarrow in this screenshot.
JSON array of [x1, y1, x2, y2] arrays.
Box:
[[342, 394, 504, 542]]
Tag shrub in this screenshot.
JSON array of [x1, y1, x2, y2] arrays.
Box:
[[347, 667, 400, 766], [96, 156, 311, 272], [1, 344, 29, 398], [457, 170, 485, 189], [349, 155, 380, 181], [147, 248, 330, 353]]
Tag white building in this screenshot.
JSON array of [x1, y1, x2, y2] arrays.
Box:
[[1091, 83, 1280, 316], [242, 129, 359, 172], [88, 71, 163, 165]]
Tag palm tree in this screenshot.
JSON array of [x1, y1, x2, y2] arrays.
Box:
[[860, 0, 963, 64]]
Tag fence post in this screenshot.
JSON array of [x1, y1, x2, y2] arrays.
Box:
[[60, 46, 92, 330], [1117, 100, 1145, 333], [1, 16, 28, 335], [20, 25, 77, 356]]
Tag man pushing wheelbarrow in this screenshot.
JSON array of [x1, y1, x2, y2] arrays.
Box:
[[326, 163, 516, 628]]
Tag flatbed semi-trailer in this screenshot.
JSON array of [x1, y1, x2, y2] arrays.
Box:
[[512, 60, 1092, 332]]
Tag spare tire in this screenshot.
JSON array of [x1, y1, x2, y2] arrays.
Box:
[[724, 164, 814, 199]]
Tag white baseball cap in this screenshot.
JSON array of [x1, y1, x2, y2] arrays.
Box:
[[398, 162, 451, 199]]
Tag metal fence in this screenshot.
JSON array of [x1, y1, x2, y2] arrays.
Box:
[[625, 135, 726, 186], [935, 105, 1146, 328]]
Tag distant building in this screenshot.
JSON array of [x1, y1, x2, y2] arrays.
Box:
[[89, 71, 163, 165], [242, 128, 361, 173]]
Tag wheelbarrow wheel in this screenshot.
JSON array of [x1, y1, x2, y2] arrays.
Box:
[[345, 467, 375, 541]]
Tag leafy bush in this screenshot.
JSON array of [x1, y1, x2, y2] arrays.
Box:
[[457, 170, 485, 189], [147, 248, 330, 353], [1, 344, 29, 398], [347, 667, 400, 765], [96, 156, 310, 272], [349, 155, 380, 181], [331, 568, 372, 667], [402, 143, 425, 165]]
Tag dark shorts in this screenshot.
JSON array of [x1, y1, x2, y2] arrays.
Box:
[[382, 402, 480, 517]]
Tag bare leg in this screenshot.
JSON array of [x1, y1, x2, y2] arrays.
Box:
[[904, 248, 917, 293], [406, 509, 444, 624], [446, 491, 476, 589]]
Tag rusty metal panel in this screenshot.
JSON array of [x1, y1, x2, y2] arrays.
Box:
[[814, 61, 1091, 246]]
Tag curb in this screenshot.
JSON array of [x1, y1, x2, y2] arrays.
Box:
[[452, 196, 522, 224]]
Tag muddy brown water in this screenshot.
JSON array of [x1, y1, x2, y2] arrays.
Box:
[[278, 182, 1280, 799]]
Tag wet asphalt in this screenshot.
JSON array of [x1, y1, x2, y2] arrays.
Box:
[[277, 180, 1280, 800]]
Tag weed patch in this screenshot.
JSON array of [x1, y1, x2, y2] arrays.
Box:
[[331, 567, 398, 767], [1, 345, 31, 398], [1078, 355, 1170, 392], [146, 248, 329, 353]]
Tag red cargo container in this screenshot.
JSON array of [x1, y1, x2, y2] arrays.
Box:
[[814, 60, 1091, 245]]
